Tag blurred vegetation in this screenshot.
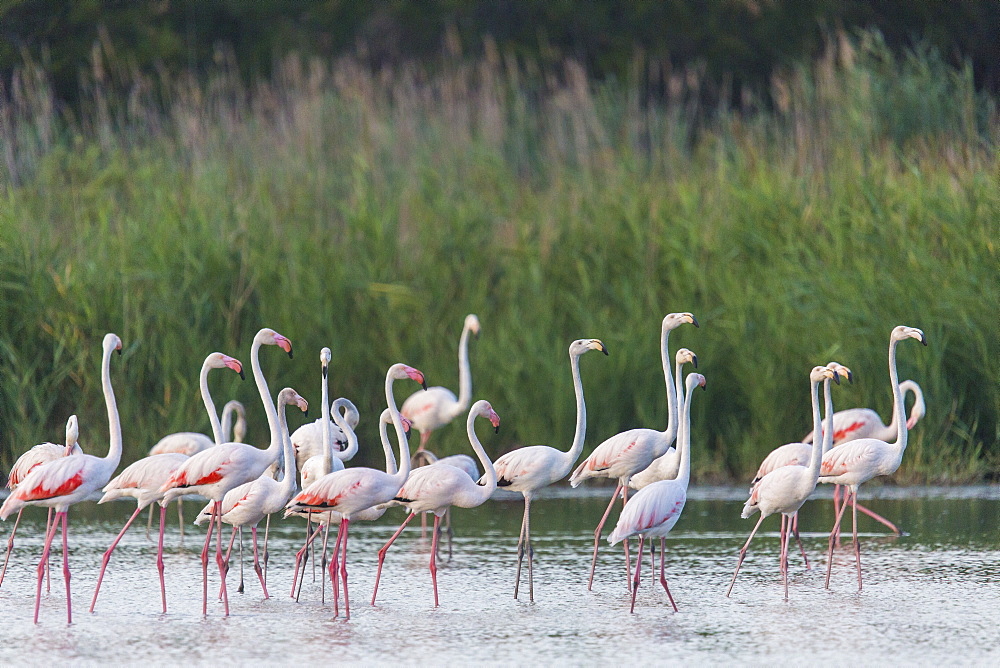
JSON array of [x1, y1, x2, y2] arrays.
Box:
[[0, 29, 997, 483]]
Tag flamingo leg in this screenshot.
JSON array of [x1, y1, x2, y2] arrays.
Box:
[[199, 501, 214, 616], [177, 498, 185, 542], [237, 527, 246, 594], [145, 504, 154, 539], [630, 535, 645, 614], [825, 486, 853, 589], [659, 537, 678, 611], [214, 501, 230, 616], [832, 485, 842, 547], [251, 527, 267, 598], [622, 485, 631, 589], [430, 514, 442, 607], [33, 510, 61, 624], [45, 508, 52, 593], [157, 504, 167, 613], [320, 521, 330, 605], [792, 512, 810, 569], [726, 513, 767, 598], [649, 540, 656, 587], [372, 512, 416, 605], [329, 520, 343, 617], [339, 517, 351, 620], [293, 522, 324, 601], [779, 515, 787, 576], [0, 508, 24, 587], [782, 515, 793, 601], [514, 498, 529, 599], [852, 489, 863, 591], [855, 502, 901, 536], [262, 514, 270, 585], [588, 482, 623, 590], [59, 511, 72, 625], [220, 526, 238, 600], [90, 504, 144, 612], [525, 496, 535, 601], [309, 515, 317, 582]]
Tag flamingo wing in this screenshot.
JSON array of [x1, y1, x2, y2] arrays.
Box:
[[493, 446, 561, 488], [9, 456, 90, 503], [819, 439, 886, 480]]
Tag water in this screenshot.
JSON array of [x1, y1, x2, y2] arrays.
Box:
[[2, 486, 1000, 665]]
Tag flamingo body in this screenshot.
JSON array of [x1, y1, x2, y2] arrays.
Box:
[[433, 454, 479, 479], [100, 453, 189, 508], [804, 380, 925, 445], [7, 442, 84, 489]]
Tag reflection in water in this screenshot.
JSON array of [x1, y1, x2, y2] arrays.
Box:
[[1, 487, 1000, 663]]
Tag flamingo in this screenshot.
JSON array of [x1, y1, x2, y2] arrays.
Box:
[[607, 372, 706, 613], [569, 312, 698, 590], [819, 325, 927, 592], [0, 332, 123, 625], [289, 347, 357, 473], [90, 351, 246, 614], [488, 338, 608, 601], [158, 327, 293, 617], [628, 347, 699, 490], [284, 362, 425, 620], [220, 400, 248, 444], [402, 313, 480, 459], [197, 388, 308, 600], [372, 399, 500, 607], [726, 364, 840, 600], [429, 453, 480, 558], [803, 379, 925, 535], [1, 414, 81, 588]]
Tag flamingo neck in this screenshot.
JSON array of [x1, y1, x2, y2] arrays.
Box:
[[251, 336, 282, 461], [466, 412, 496, 505], [386, 374, 411, 484], [378, 417, 398, 475], [331, 403, 360, 470], [276, 398, 297, 494], [675, 382, 694, 488], [320, 368, 332, 474], [200, 359, 224, 445], [455, 324, 474, 414], [902, 381, 926, 428], [101, 341, 123, 470], [808, 378, 829, 473], [660, 324, 679, 443], [888, 337, 906, 452], [563, 351, 589, 468]]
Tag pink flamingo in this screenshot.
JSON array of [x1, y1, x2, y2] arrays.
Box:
[[489, 338, 607, 601], [0, 333, 123, 625], [819, 325, 926, 591], [372, 399, 500, 607], [803, 379, 925, 535], [1, 414, 81, 588], [570, 312, 698, 589], [289, 347, 357, 473], [607, 372, 706, 613], [726, 364, 841, 600], [401, 313, 480, 459], [90, 351, 245, 613], [159, 327, 293, 617], [284, 362, 425, 620]]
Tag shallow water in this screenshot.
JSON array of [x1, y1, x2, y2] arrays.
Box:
[[2, 486, 999, 665]]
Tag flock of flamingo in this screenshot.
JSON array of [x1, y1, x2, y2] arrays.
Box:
[[0, 313, 927, 623]]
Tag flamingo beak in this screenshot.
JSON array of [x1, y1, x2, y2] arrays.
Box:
[[227, 359, 245, 380], [490, 411, 501, 433], [402, 417, 413, 434], [687, 314, 700, 328], [832, 371, 840, 385], [597, 340, 609, 355], [691, 354, 699, 369], [276, 334, 293, 358]]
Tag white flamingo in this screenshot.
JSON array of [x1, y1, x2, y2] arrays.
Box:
[[401, 313, 480, 458], [0, 333, 123, 625], [1, 414, 81, 588], [289, 347, 357, 473], [488, 338, 607, 601], [284, 362, 425, 620], [372, 399, 500, 607], [607, 372, 706, 613], [726, 364, 840, 600], [569, 312, 698, 589], [819, 325, 927, 592], [158, 327, 294, 617]]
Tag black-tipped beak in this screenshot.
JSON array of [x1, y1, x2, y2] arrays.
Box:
[[304, 409, 309, 418], [322, 366, 328, 379], [690, 315, 700, 328], [287, 348, 294, 359], [920, 334, 927, 346], [494, 425, 500, 434], [116, 348, 122, 356], [833, 373, 840, 385], [238, 369, 246, 380], [847, 370, 854, 383], [601, 344, 609, 356], [692, 355, 699, 369], [421, 380, 428, 391]]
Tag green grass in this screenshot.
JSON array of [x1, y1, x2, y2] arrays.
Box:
[[1, 33, 997, 482]]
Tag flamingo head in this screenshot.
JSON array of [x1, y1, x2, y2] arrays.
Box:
[[65, 414, 79, 449], [676, 347, 698, 369], [465, 314, 482, 338], [104, 333, 123, 355], [257, 328, 294, 358], [892, 325, 927, 346], [380, 408, 412, 434], [827, 362, 853, 384], [687, 372, 707, 392], [810, 365, 837, 385], [663, 312, 699, 332], [206, 352, 245, 380], [472, 400, 500, 433], [390, 363, 426, 390], [570, 339, 608, 357], [279, 388, 309, 417], [332, 397, 359, 429], [320, 347, 332, 377]]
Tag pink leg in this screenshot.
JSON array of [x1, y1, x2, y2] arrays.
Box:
[[219, 526, 238, 600], [199, 503, 214, 615], [852, 489, 863, 591], [629, 535, 645, 614], [157, 504, 167, 613], [792, 512, 810, 569], [33, 510, 61, 624], [293, 522, 325, 601], [339, 518, 351, 620], [329, 520, 343, 617], [0, 508, 23, 587], [825, 485, 853, 589], [214, 502, 229, 616], [856, 502, 901, 535], [251, 527, 268, 598], [588, 482, 623, 590], [319, 521, 331, 604], [622, 486, 631, 589], [779, 515, 787, 575], [430, 514, 443, 607], [45, 508, 53, 593], [726, 514, 767, 598], [372, 512, 416, 605], [659, 538, 678, 611], [90, 504, 144, 612], [833, 485, 842, 547], [60, 511, 72, 624], [782, 515, 793, 601]]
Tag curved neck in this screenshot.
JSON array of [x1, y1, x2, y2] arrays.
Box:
[[467, 413, 496, 503], [660, 325, 678, 443], [331, 404, 360, 468], [378, 417, 398, 475], [667, 356, 684, 438], [200, 360, 224, 445], [251, 337, 282, 457], [386, 374, 412, 484], [563, 352, 589, 466], [888, 337, 906, 450], [102, 343, 122, 468], [675, 382, 693, 488], [320, 371, 331, 473], [902, 381, 925, 426], [808, 378, 828, 472], [277, 399, 297, 492], [455, 325, 474, 411]]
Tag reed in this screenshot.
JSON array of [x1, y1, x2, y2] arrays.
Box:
[[0, 32, 996, 482]]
